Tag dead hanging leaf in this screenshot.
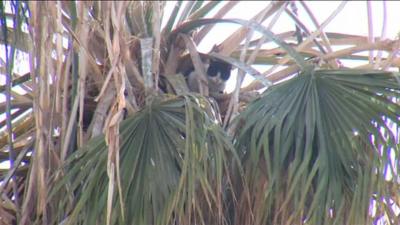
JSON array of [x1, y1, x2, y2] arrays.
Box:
[[54, 1, 64, 114], [101, 4, 129, 220], [104, 102, 120, 225], [63, 24, 103, 87], [103, 96, 125, 225], [61, 49, 72, 147], [77, 5, 90, 148], [95, 57, 118, 102], [102, 71, 126, 225], [18, 3, 58, 223], [0, 196, 16, 225]]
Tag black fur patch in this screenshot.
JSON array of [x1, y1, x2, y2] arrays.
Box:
[[207, 59, 232, 80]]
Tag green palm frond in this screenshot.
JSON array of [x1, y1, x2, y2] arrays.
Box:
[[51, 95, 238, 225], [235, 69, 400, 225]]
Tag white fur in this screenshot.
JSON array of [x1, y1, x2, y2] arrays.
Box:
[[187, 71, 226, 93]]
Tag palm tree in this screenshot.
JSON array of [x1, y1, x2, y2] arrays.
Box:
[[1, 1, 399, 225]]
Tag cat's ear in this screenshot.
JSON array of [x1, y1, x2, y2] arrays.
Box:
[[177, 53, 211, 76]]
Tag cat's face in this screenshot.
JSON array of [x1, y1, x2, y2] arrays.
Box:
[[180, 55, 232, 94], [206, 59, 232, 86]]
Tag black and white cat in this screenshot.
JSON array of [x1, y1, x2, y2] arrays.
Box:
[[178, 54, 232, 94]]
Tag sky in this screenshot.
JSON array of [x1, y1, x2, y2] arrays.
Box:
[[162, 1, 400, 52], [162, 1, 400, 92]]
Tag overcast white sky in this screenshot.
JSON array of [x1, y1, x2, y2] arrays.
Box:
[[163, 1, 400, 52], [161, 1, 400, 92], [203, 1, 400, 50]]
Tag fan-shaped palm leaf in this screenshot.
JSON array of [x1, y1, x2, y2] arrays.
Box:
[[50, 95, 238, 225], [235, 69, 400, 225]]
